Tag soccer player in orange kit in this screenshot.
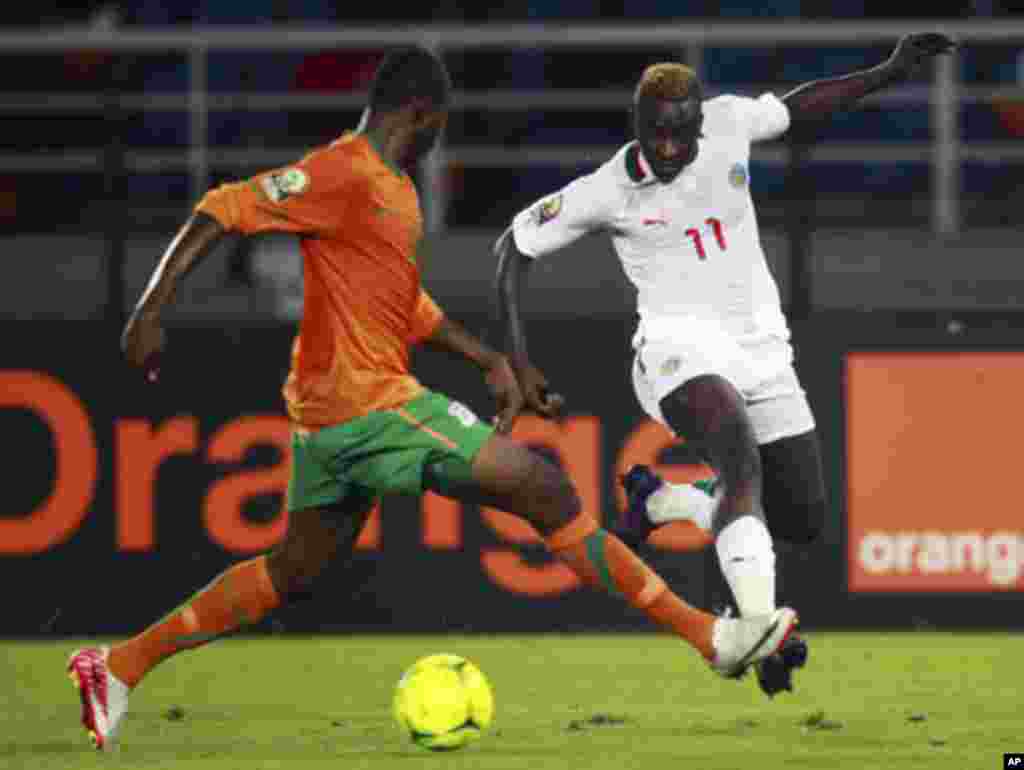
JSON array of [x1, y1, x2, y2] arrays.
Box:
[[67, 46, 797, 751]]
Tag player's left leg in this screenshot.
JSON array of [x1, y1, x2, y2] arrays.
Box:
[[625, 330, 801, 683], [623, 358, 822, 695], [68, 503, 372, 750], [69, 427, 376, 750], [656, 375, 778, 620], [744, 429, 824, 695]]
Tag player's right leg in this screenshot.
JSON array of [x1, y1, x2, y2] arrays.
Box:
[[69, 428, 374, 750], [431, 431, 797, 677], [626, 338, 812, 692], [627, 329, 786, 619]]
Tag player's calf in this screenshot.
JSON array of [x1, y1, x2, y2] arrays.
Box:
[[468, 434, 720, 661], [764, 500, 825, 545], [759, 430, 827, 545], [97, 499, 371, 694]]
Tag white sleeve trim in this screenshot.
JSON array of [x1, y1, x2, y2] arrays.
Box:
[[494, 225, 541, 261]]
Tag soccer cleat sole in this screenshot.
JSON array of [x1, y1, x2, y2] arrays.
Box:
[[782, 635, 808, 668], [756, 634, 809, 697]]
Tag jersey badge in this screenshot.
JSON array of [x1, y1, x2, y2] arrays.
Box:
[[660, 357, 682, 377], [532, 193, 563, 226], [260, 167, 310, 203], [728, 162, 748, 189]]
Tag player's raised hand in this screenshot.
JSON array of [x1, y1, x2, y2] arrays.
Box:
[[121, 310, 165, 383], [887, 33, 958, 77], [485, 355, 527, 434], [516, 362, 565, 419]]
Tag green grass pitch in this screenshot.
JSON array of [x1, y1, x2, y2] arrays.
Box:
[[1, 632, 1018, 769]]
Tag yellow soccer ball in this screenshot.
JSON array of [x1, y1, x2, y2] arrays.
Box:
[[393, 653, 494, 751]]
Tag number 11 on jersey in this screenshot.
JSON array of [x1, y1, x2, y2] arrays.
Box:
[[685, 217, 726, 260]]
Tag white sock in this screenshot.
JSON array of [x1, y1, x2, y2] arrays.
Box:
[[715, 515, 776, 617], [646, 483, 715, 531]]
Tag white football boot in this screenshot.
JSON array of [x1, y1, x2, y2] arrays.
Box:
[[710, 607, 799, 679]]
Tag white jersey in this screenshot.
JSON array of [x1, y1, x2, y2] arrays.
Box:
[[508, 92, 791, 345]]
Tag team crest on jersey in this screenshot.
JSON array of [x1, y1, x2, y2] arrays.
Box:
[[532, 193, 563, 226], [260, 167, 309, 203], [660, 357, 682, 377], [728, 162, 748, 189]]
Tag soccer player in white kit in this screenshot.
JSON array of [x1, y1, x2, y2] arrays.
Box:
[[495, 33, 956, 696]]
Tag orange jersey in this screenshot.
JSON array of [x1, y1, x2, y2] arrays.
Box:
[[196, 133, 444, 428]]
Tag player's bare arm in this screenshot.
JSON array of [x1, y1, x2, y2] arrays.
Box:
[[494, 229, 564, 419], [780, 32, 956, 126], [121, 211, 227, 381], [422, 316, 526, 435]]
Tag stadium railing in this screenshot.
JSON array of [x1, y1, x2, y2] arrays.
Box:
[[3, 21, 1023, 322], [1, 21, 1023, 237]]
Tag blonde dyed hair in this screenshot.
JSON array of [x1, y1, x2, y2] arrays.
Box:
[[635, 63, 700, 102]]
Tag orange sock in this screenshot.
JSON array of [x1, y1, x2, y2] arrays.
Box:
[[108, 556, 281, 688], [546, 514, 715, 660], [647, 520, 715, 552]]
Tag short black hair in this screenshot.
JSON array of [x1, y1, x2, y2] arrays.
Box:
[[368, 45, 451, 113]]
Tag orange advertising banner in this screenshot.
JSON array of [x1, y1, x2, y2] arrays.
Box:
[[846, 350, 1024, 592], [0, 366, 715, 598]]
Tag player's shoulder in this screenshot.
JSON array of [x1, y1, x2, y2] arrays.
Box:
[[304, 133, 374, 173], [702, 92, 787, 137], [294, 132, 378, 194], [573, 139, 697, 189], [701, 94, 754, 136], [538, 141, 641, 210]]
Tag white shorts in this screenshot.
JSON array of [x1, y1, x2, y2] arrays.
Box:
[[631, 319, 816, 446]]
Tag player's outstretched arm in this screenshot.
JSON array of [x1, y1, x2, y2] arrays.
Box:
[[421, 317, 528, 434], [494, 228, 533, 371], [121, 212, 228, 381], [494, 229, 564, 419], [781, 32, 956, 127]]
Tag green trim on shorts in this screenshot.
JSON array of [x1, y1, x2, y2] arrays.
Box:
[[286, 390, 494, 514]]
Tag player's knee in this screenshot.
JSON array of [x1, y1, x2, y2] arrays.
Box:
[[266, 519, 341, 601], [769, 499, 825, 545], [266, 547, 330, 601], [660, 375, 761, 492], [521, 453, 581, 536]]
